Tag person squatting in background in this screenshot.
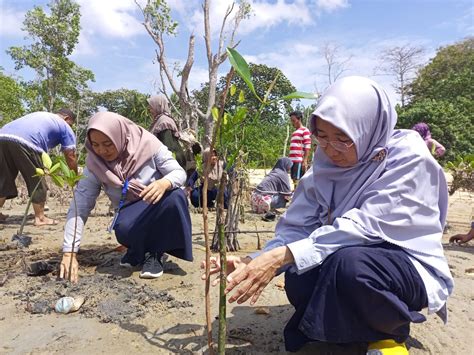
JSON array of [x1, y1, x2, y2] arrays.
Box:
[[251, 157, 293, 215], [412, 122, 446, 158]]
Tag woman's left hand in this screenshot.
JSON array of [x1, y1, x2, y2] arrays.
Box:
[[225, 246, 294, 305], [140, 178, 172, 204]]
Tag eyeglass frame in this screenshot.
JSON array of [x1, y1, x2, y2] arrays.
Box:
[[314, 135, 355, 153]]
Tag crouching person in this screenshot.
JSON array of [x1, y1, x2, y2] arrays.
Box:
[[60, 112, 192, 282]]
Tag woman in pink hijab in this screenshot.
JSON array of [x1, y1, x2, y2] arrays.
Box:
[[60, 112, 192, 282]]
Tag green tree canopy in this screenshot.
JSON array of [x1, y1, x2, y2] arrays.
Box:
[[410, 37, 473, 102], [7, 0, 94, 112], [193, 63, 297, 126], [397, 37, 473, 163], [92, 89, 151, 128], [0, 71, 24, 125]]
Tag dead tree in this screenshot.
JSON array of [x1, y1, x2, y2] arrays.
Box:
[[376, 45, 425, 107], [136, 0, 250, 144]]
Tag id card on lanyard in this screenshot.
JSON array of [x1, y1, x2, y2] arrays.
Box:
[[108, 178, 129, 233]]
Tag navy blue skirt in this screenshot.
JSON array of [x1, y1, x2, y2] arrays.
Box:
[[113, 188, 193, 264], [283, 243, 428, 352]]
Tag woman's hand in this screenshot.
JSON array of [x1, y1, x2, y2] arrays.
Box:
[[224, 246, 294, 305], [449, 230, 474, 244], [140, 178, 172, 204], [60, 252, 79, 283], [201, 255, 250, 287]]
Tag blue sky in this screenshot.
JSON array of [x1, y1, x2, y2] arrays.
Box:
[[0, 0, 472, 105]]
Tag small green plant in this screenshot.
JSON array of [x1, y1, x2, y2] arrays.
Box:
[[35, 153, 83, 281], [202, 48, 317, 354], [446, 154, 474, 195]]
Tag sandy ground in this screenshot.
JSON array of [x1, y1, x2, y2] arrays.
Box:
[[0, 170, 473, 354]]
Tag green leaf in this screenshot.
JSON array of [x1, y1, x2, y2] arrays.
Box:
[[223, 113, 229, 125], [211, 106, 219, 121], [230, 84, 236, 97], [226, 47, 258, 100], [51, 174, 64, 188], [234, 107, 247, 123], [41, 152, 52, 170], [238, 90, 245, 103], [279, 91, 318, 100], [35, 168, 45, 176], [49, 162, 60, 174], [59, 160, 71, 179]]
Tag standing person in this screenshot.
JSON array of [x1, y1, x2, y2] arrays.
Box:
[[203, 76, 453, 354], [0, 109, 77, 226], [147, 95, 186, 169], [59, 112, 192, 282], [251, 157, 293, 215], [288, 111, 311, 188], [412, 122, 446, 158]]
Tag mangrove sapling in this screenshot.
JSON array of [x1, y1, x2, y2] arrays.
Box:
[[57, 158, 83, 281], [15, 152, 59, 241], [202, 67, 234, 354]]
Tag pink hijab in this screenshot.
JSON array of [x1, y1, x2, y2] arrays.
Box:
[[85, 112, 162, 200]]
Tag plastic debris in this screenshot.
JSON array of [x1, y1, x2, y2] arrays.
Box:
[[55, 296, 85, 314]]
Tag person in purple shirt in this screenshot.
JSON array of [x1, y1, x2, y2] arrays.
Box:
[[0, 109, 77, 226]]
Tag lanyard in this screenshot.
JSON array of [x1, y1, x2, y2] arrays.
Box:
[[107, 178, 129, 233]]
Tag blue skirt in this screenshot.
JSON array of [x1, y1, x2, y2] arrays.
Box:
[[113, 188, 193, 264], [283, 243, 427, 351]]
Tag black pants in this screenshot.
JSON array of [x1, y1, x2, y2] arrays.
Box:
[[114, 189, 193, 264], [283, 243, 428, 351]]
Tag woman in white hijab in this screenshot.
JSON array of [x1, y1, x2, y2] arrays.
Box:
[[203, 76, 453, 354]]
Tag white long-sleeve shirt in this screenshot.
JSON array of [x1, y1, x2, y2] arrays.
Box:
[[63, 145, 185, 252]]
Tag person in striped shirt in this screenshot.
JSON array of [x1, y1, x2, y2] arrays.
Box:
[[288, 111, 312, 187]]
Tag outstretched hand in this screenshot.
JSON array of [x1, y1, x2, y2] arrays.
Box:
[[201, 246, 294, 305], [140, 178, 171, 204], [449, 231, 474, 244], [60, 252, 79, 283]]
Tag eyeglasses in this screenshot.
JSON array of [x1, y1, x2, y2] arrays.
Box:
[[315, 136, 354, 152]]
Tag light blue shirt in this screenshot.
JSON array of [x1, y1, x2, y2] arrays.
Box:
[[0, 112, 76, 152]]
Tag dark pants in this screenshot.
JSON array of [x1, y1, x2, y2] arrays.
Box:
[[283, 243, 428, 352], [190, 185, 229, 209], [114, 189, 193, 264], [0, 140, 48, 203], [290, 162, 306, 181]]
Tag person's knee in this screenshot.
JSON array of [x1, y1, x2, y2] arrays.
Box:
[[329, 247, 372, 290]]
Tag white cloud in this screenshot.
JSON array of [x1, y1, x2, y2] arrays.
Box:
[[174, 0, 327, 38], [72, 32, 95, 57], [315, 0, 349, 13], [0, 7, 25, 37], [76, 0, 143, 38]]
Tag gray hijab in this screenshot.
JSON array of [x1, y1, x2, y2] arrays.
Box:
[[256, 157, 292, 194]]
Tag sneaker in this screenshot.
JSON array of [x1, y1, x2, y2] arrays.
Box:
[[367, 340, 408, 355], [120, 250, 140, 268], [262, 211, 276, 222], [139, 253, 164, 279]]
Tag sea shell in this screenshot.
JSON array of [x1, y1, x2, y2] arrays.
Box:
[[55, 296, 85, 314]]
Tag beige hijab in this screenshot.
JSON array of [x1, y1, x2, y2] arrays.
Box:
[[147, 95, 180, 138], [202, 148, 224, 190], [85, 112, 163, 200]]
